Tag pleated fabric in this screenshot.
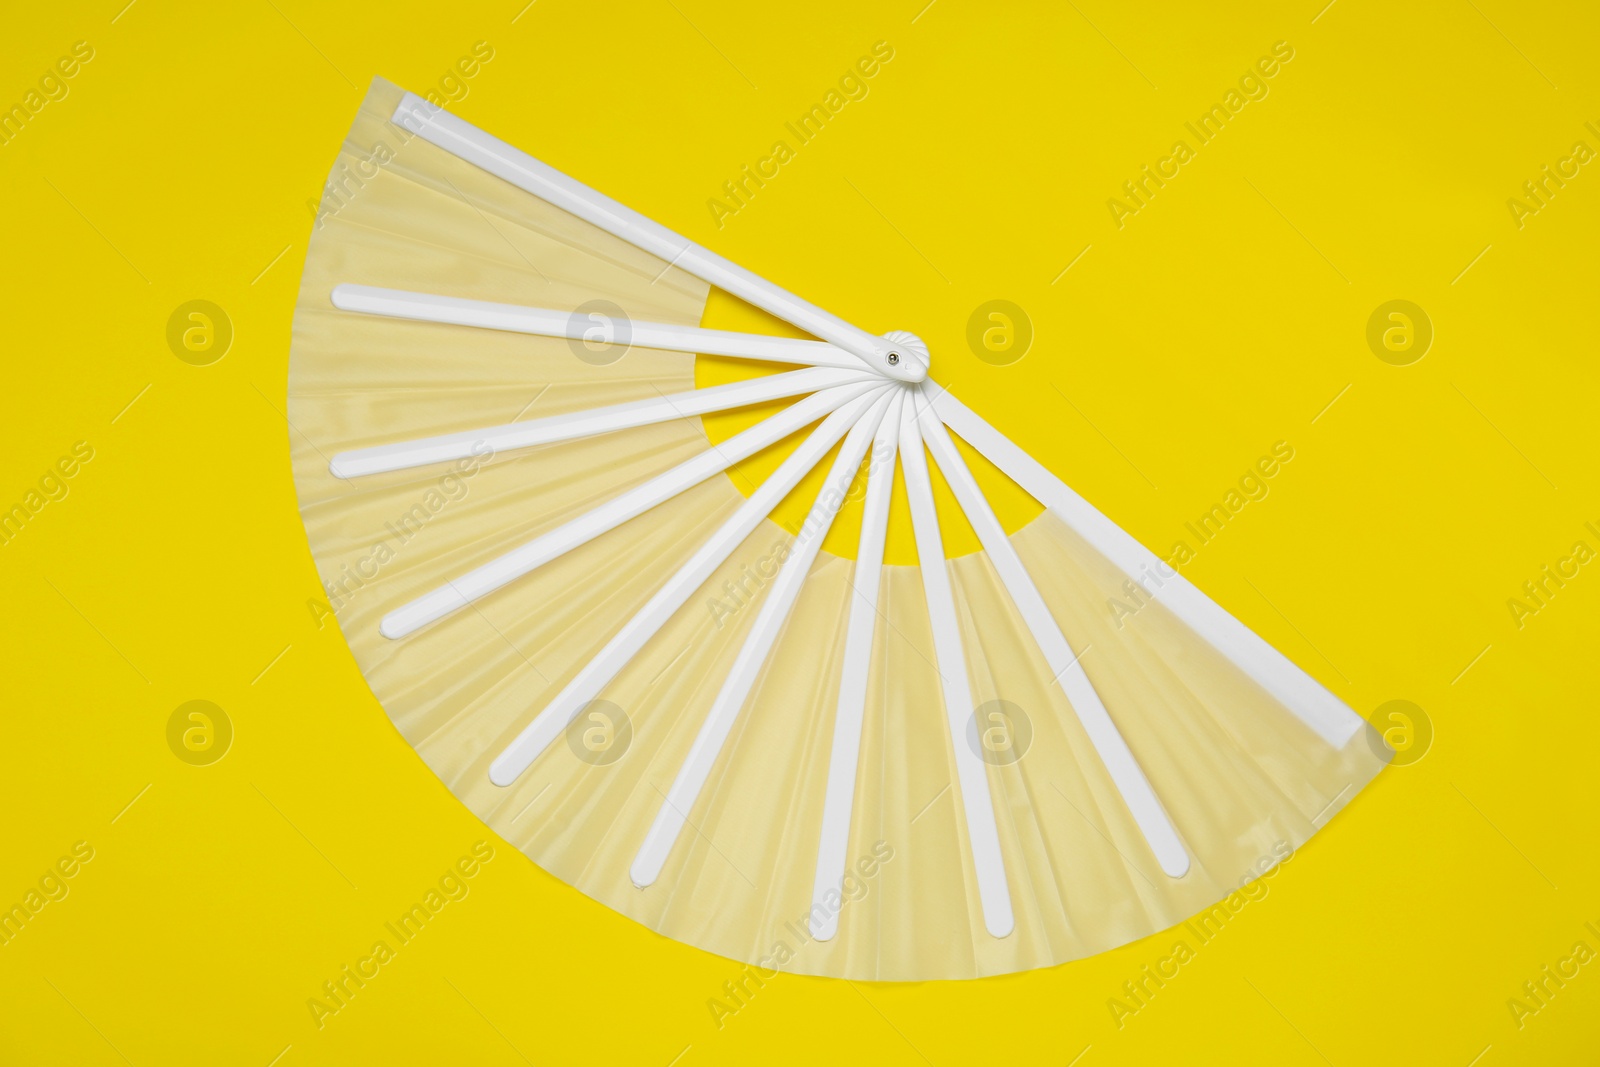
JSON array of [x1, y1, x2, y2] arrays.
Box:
[[288, 78, 1385, 980]]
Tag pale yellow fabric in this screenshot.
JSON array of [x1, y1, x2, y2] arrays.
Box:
[[289, 79, 1385, 981]]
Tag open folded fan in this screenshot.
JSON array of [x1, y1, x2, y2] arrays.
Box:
[[288, 78, 1386, 980]]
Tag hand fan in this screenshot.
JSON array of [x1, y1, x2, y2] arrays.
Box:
[[288, 78, 1387, 980]]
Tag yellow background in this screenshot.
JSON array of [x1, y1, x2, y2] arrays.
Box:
[[2, 0, 1598, 1063]]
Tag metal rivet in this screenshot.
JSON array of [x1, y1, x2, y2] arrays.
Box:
[[887, 352, 900, 365]]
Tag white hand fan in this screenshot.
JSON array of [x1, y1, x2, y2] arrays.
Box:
[[289, 79, 1387, 980]]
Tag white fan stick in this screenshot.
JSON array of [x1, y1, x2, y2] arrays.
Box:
[[912, 389, 1191, 878], [630, 391, 897, 889], [928, 387, 1363, 749], [389, 93, 926, 383], [330, 285, 873, 372], [808, 389, 904, 940], [488, 386, 893, 787], [329, 365, 870, 478], [381, 381, 878, 639], [899, 400, 1015, 939]]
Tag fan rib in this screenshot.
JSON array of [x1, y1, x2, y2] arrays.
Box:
[[630, 391, 896, 888], [809, 389, 904, 940], [328, 366, 870, 478], [928, 388, 1363, 748], [488, 386, 894, 788], [899, 399, 1016, 939], [330, 285, 873, 372], [388, 93, 925, 383], [380, 381, 878, 639], [913, 388, 1191, 878]]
